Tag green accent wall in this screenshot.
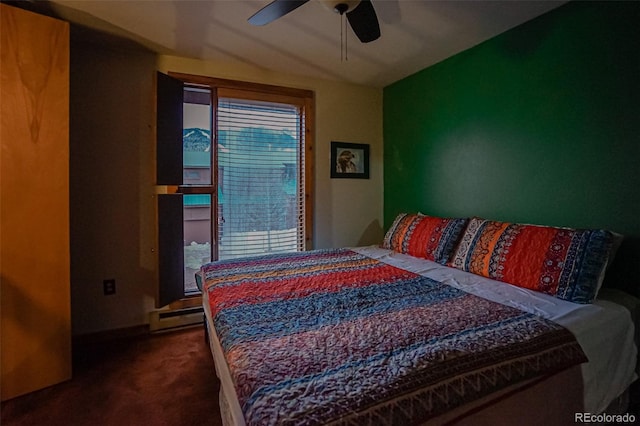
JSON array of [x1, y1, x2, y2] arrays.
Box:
[[383, 1, 640, 294]]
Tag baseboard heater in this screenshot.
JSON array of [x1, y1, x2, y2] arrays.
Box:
[[149, 306, 204, 332]]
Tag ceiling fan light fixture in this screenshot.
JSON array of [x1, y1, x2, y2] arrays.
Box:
[[319, 0, 361, 15]]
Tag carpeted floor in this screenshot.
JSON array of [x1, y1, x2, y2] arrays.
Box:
[[1, 326, 222, 426]]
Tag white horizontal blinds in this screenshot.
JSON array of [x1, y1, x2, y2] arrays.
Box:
[[217, 95, 304, 260]]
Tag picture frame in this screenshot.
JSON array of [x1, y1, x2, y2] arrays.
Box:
[[330, 141, 370, 179]]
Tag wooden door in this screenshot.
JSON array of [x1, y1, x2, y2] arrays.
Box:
[[1, 4, 71, 400]]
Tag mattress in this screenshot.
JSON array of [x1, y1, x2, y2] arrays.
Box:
[[201, 246, 637, 425]]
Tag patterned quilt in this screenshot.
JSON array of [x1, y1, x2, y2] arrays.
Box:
[[201, 249, 587, 426]]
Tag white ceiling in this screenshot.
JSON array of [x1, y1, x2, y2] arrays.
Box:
[[48, 0, 566, 88]]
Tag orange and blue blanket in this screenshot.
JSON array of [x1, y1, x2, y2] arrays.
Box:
[[201, 249, 587, 425]]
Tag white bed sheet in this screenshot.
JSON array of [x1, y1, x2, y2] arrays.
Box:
[[352, 245, 638, 414], [204, 246, 638, 425]]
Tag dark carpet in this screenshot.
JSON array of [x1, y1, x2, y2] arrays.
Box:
[[1, 327, 222, 426]]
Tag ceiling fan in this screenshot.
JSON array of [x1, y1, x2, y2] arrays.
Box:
[[248, 0, 381, 43]]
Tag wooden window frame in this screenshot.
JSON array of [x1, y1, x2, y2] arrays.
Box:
[[169, 72, 315, 251]]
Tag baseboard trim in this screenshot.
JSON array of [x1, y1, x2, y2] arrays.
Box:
[[72, 307, 206, 347], [149, 306, 204, 332]]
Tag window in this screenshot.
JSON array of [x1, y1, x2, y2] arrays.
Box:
[[182, 87, 213, 294], [216, 94, 305, 259], [156, 72, 314, 307]]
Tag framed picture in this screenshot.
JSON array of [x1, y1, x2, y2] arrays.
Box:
[[330, 141, 370, 179]]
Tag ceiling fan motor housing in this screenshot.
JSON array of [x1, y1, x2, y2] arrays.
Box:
[[319, 0, 362, 15]]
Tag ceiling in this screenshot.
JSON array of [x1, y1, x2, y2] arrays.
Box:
[[45, 0, 566, 88]]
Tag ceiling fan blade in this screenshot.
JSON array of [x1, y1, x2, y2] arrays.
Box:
[[346, 0, 380, 43], [248, 0, 310, 26]]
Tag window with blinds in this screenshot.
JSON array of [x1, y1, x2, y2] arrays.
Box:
[[217, 96, 305, 259], [157, 72, 314, 304]]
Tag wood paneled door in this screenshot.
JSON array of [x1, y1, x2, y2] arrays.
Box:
[[1, 4, 71, 401]]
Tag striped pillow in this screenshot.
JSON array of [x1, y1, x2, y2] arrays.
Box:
[[449, 217, 615, 304], [382, 213, 468, 264]]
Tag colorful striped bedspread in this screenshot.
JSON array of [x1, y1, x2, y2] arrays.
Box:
[[201, 249, 587, 426]]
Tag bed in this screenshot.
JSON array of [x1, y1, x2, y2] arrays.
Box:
[[198, 214, 638, 425]]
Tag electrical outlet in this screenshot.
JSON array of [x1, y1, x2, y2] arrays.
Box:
[[103, 279, 116, 295]]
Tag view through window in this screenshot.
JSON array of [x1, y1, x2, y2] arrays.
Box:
[[182, 87, 212, 293]]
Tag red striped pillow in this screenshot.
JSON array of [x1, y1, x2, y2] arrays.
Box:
[[382, 213, 467, 264], [449, 217, 615, 304]]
